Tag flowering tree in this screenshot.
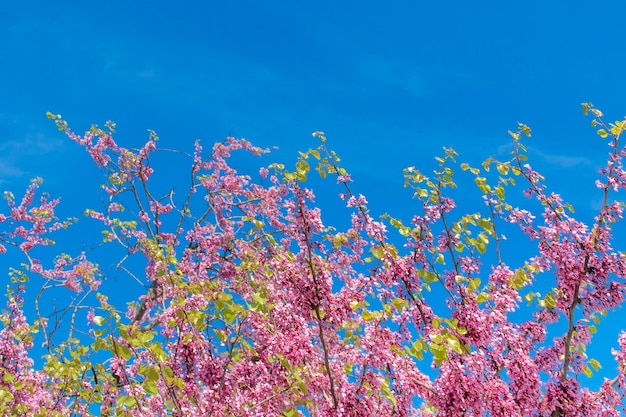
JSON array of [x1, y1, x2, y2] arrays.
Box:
[[1, 104, 626, 416]]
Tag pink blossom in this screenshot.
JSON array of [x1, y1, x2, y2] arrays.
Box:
[[1, 111, 625, 414]]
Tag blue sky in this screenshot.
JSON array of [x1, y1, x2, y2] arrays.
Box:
[[2, 1, 625, 215], [3, 0, 626, 394]]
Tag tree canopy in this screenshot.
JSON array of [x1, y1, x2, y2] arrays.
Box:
[[1, 105, 626, 416]]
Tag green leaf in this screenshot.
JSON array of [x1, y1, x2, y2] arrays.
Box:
[[344, 363, 354, 374], [508, 130, 520, 140], [124, 396, 137, 407], [361, 310, 375, 321], [144, 380, 158, 395], [371, 246, 385, 259], [119, 345, 131, 360], [509, 268, 528, 290], [250, 292, 268, 313], [482, 156, 492, 171], [223, 308, 236, 323], [475, 240, 486, 254], [276, 354, 292, 371], [524, 292, 534, 305], [474, 177, 491, 193], [93, 315, 106, 326], [423, 271, 439, 283], [430, 343, 448, 365], [380, 377, 397, 407], [429, 333, 443, 344], [495, 185, 505, 200], [447, 335, 464, 354], [145, 366, 160, 381], [162, 366, 174, 381], [392, 297, 408, 311], [216, 329, 227, 342], [543, 292, 556, 310], [295, 159, 310, 174], [589, 358, 601, 371], [476, 292, 490, 304]]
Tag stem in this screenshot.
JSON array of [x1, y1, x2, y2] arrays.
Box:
[[296, 192, 339, 409]]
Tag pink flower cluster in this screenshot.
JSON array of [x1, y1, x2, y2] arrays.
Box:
[[1, 108, 626, 415]]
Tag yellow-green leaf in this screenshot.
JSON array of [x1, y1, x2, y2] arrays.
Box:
[[144, 380, 158, 395], [93, 316, 106, 326], [589, 358, 601, 371], [371, 246, 385, 259], [508, 130, 520, 140]]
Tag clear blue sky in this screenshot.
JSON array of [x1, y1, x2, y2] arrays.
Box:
[[3, 0, 626, 392]]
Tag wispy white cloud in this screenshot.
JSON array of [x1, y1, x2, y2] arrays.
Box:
[[530, 148, 594, 169], [354, 54, 428, 98], [0, 114, 67, 186], [494, 142, 595, 169], [0, 159, 24, 185], [135, 68, 157, 78], [0, 132, 65, 155]]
